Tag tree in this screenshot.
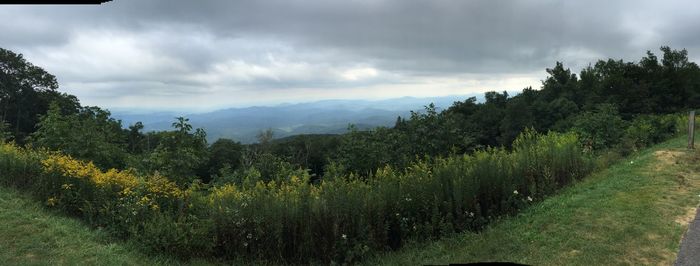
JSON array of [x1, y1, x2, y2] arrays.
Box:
[[0, 119, 10, 142], [148, 117, 208, 187], [173, 116, 193, 133], [206, 138, 244, 180], [0, 48, 79, 142], [571, 104, 627, 152], [127, 122, 145, 154], [31, 103, 128, 169]]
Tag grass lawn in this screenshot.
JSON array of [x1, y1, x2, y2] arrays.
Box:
[[2, 135, 699, 265], [0, 186, 183, 266], [366, 135, 700, 265]]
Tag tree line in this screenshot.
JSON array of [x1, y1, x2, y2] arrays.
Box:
[[1, 46, 699, 189]]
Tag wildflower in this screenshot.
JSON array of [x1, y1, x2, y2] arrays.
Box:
[[469, 212, 475, 217], [243, 242, 248, 247], [527, 196, 533, 202], [342, 234, 347, 240], [513, 190, 519, 195], [132, 211, 137, 216], [405, 197, 412, 202], [630, 161, 634, 164], [61, 184, 72, 190], [395, 212, 400, 217], [247, 233, 253, 239], [413, 225, 417, 230], [46, 197, 57, 207]]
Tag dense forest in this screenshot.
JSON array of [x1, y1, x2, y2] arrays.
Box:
[[1, 46, 699, 263]]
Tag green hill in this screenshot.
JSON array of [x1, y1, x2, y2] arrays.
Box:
[[366, 135, 700, 265], [1, 135, 699, 265], [0, 187, 178, 266]]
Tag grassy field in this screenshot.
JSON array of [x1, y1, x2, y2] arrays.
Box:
[[1, 135, 699, 265], [366, 135, 700, 265], [0, 186, 184, 266]]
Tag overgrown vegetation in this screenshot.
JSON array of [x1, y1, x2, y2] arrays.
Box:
[[0, 130, 592, 262], [0, 45, 698, 263], [367, 135, 700, 265], [0, 186, 177, 265]]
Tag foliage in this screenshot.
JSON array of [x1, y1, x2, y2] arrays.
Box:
[[368, 135, 699, 266], [0, 120, 10, 142], [0, 130, 593, 263], [571, 104, 627, 152], [30, 103, 129, 169], [0, 48, 80, 142], [268, 134, 341, 177], [0, 45, 698, 264], [205, 138, 244, 181], [0, 186, 178, 265], [619, 114, 682, 155], [147, 117, 208, 187]]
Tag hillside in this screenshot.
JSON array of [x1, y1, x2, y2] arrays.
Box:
[[0, 187, 180, 266], [367, 135, 700, 265], [2, 135, 698, 265]]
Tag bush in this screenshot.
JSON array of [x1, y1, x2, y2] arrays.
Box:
[[571, 104, 627, 152], [0, 130, 593, 263]]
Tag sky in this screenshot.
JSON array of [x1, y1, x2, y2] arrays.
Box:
[[2, 0, 700, 112]]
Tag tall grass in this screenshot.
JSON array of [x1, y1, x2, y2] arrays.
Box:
[[0, 130, 594, 263]]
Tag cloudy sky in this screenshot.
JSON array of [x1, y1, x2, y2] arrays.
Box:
[[2, 0, 699, 112]]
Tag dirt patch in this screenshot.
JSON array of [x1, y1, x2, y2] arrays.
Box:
[[623, 246, 676, 265], [676, 207, 698, 227], [654, 150, 685, 170]]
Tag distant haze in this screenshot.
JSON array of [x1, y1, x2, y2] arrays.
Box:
[[111, 94, 488, 143]]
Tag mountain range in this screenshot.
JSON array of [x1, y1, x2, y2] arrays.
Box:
[[111, 94, 484, 143]]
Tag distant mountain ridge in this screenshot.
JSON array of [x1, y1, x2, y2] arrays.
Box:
[[111, 94, 485, 143]]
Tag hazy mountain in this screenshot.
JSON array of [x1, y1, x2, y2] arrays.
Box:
[[111, 94, 484, 143]]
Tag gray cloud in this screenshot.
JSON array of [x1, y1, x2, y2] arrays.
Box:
[[1, 0, 699, 111]]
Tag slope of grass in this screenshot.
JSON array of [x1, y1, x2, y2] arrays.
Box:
[[2, 136, 699, 265], [366, 135, 700, 265], [0, 186, 183, 266]]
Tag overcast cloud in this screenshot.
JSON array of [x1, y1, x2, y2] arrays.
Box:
[[2, 0, 699, 112]]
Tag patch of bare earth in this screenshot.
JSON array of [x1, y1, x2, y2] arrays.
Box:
[[676, 207, 697, 227], [653, 150, 685, 171]]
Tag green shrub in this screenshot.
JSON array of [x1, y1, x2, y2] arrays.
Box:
[[571, 104, 627, 152], [0, 130, 593, 263]]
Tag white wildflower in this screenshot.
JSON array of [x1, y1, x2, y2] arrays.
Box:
[[513, 190, 519, 195], [342, 234, 347, 240], [469, 212, 475, 217], [247, 233, 252, 239], [527, 196, 533, 202]]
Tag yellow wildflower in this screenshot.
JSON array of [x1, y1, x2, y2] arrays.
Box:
[[46, 197, 57, 207]]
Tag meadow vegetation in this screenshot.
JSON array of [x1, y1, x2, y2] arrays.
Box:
[[0, 45, 699, 263]]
